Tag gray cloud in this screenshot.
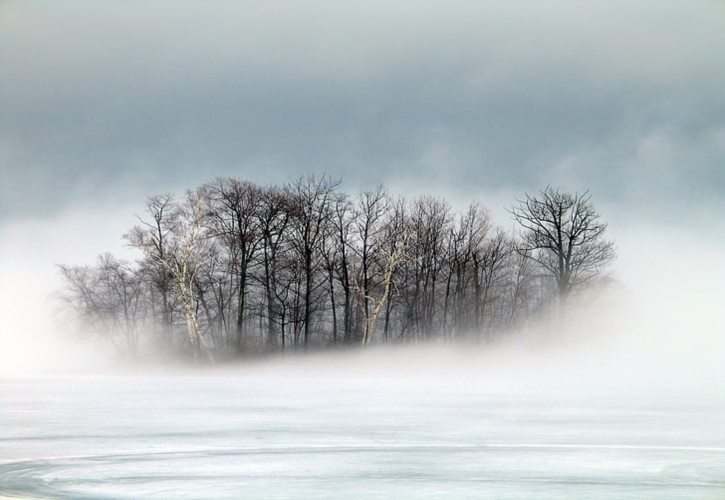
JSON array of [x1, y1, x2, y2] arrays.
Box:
[[2, 0, 724, 221]]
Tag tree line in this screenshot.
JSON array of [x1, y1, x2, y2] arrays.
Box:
[[58, 177, 614, 361]]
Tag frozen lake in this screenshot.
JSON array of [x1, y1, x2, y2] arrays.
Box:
[[1, 373, 724, 499]]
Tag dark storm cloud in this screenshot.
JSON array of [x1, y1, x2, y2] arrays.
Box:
[[2, 0, 724, 220]]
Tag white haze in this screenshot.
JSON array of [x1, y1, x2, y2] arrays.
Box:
[[1, 197, 723, 498], [1, 197, 723, 405]]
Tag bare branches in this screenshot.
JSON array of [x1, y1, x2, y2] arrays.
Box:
[[510, 187, 615, 297], [58, 180, 616, 359]]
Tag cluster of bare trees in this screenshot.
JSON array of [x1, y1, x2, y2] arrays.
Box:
[[59, 179, 614, 360]]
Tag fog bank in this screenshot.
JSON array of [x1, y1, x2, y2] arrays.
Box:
[[1, 203, 722, 406]]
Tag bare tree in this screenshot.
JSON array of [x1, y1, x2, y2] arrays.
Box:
[[352, 186, 389, 346], [447, 203, 489, 336], [509, 187, 615, 300], [405, 196, 451, 338], [60, 178, 609, 359], [125, 194, 175, 344], [58, 255, 146, 353], [256, 186, 293, 349], [171, 190, 217, 361], [506, 243, 534, 325], [286, 176, 339, 347], [360, 197, 411, 345], [207, 178, 263, 353], [330, 193, 356, 343], [128, 190, 215, 361]]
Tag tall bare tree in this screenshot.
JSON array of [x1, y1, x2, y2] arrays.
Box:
[[360, 197, 411, 344], [125, 194, 175, 344], [510, 187, 615, 300], [167, 189, 216, 361], [286, 176, 339, 347], [331, 193, 356, 343], [257, 186, 293, 349], [207, 178, 263, 353], [472, 229, 510, 333], [352, 186, 389, 345]]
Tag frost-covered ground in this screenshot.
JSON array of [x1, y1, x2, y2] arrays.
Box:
[[1, 372, 724, 499]]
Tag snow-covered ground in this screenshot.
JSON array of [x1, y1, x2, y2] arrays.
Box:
[[1, 372, 723, 499], [1, 226, 723, 497]]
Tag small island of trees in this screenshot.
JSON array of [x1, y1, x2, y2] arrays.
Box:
[[58, 177, 614, 362]]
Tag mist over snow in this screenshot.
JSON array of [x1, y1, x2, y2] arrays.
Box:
[[1, 195, 723, 407], [2, 2, 725, 497]]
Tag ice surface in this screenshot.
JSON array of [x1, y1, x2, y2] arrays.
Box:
[[1, 374, 724, 499]]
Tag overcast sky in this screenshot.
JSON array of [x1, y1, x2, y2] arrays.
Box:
[[1, 0, 725, 224], [1, 1, 725, 374]]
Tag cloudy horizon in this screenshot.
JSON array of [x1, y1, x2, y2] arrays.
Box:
[[2, 1, 725, 223]]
